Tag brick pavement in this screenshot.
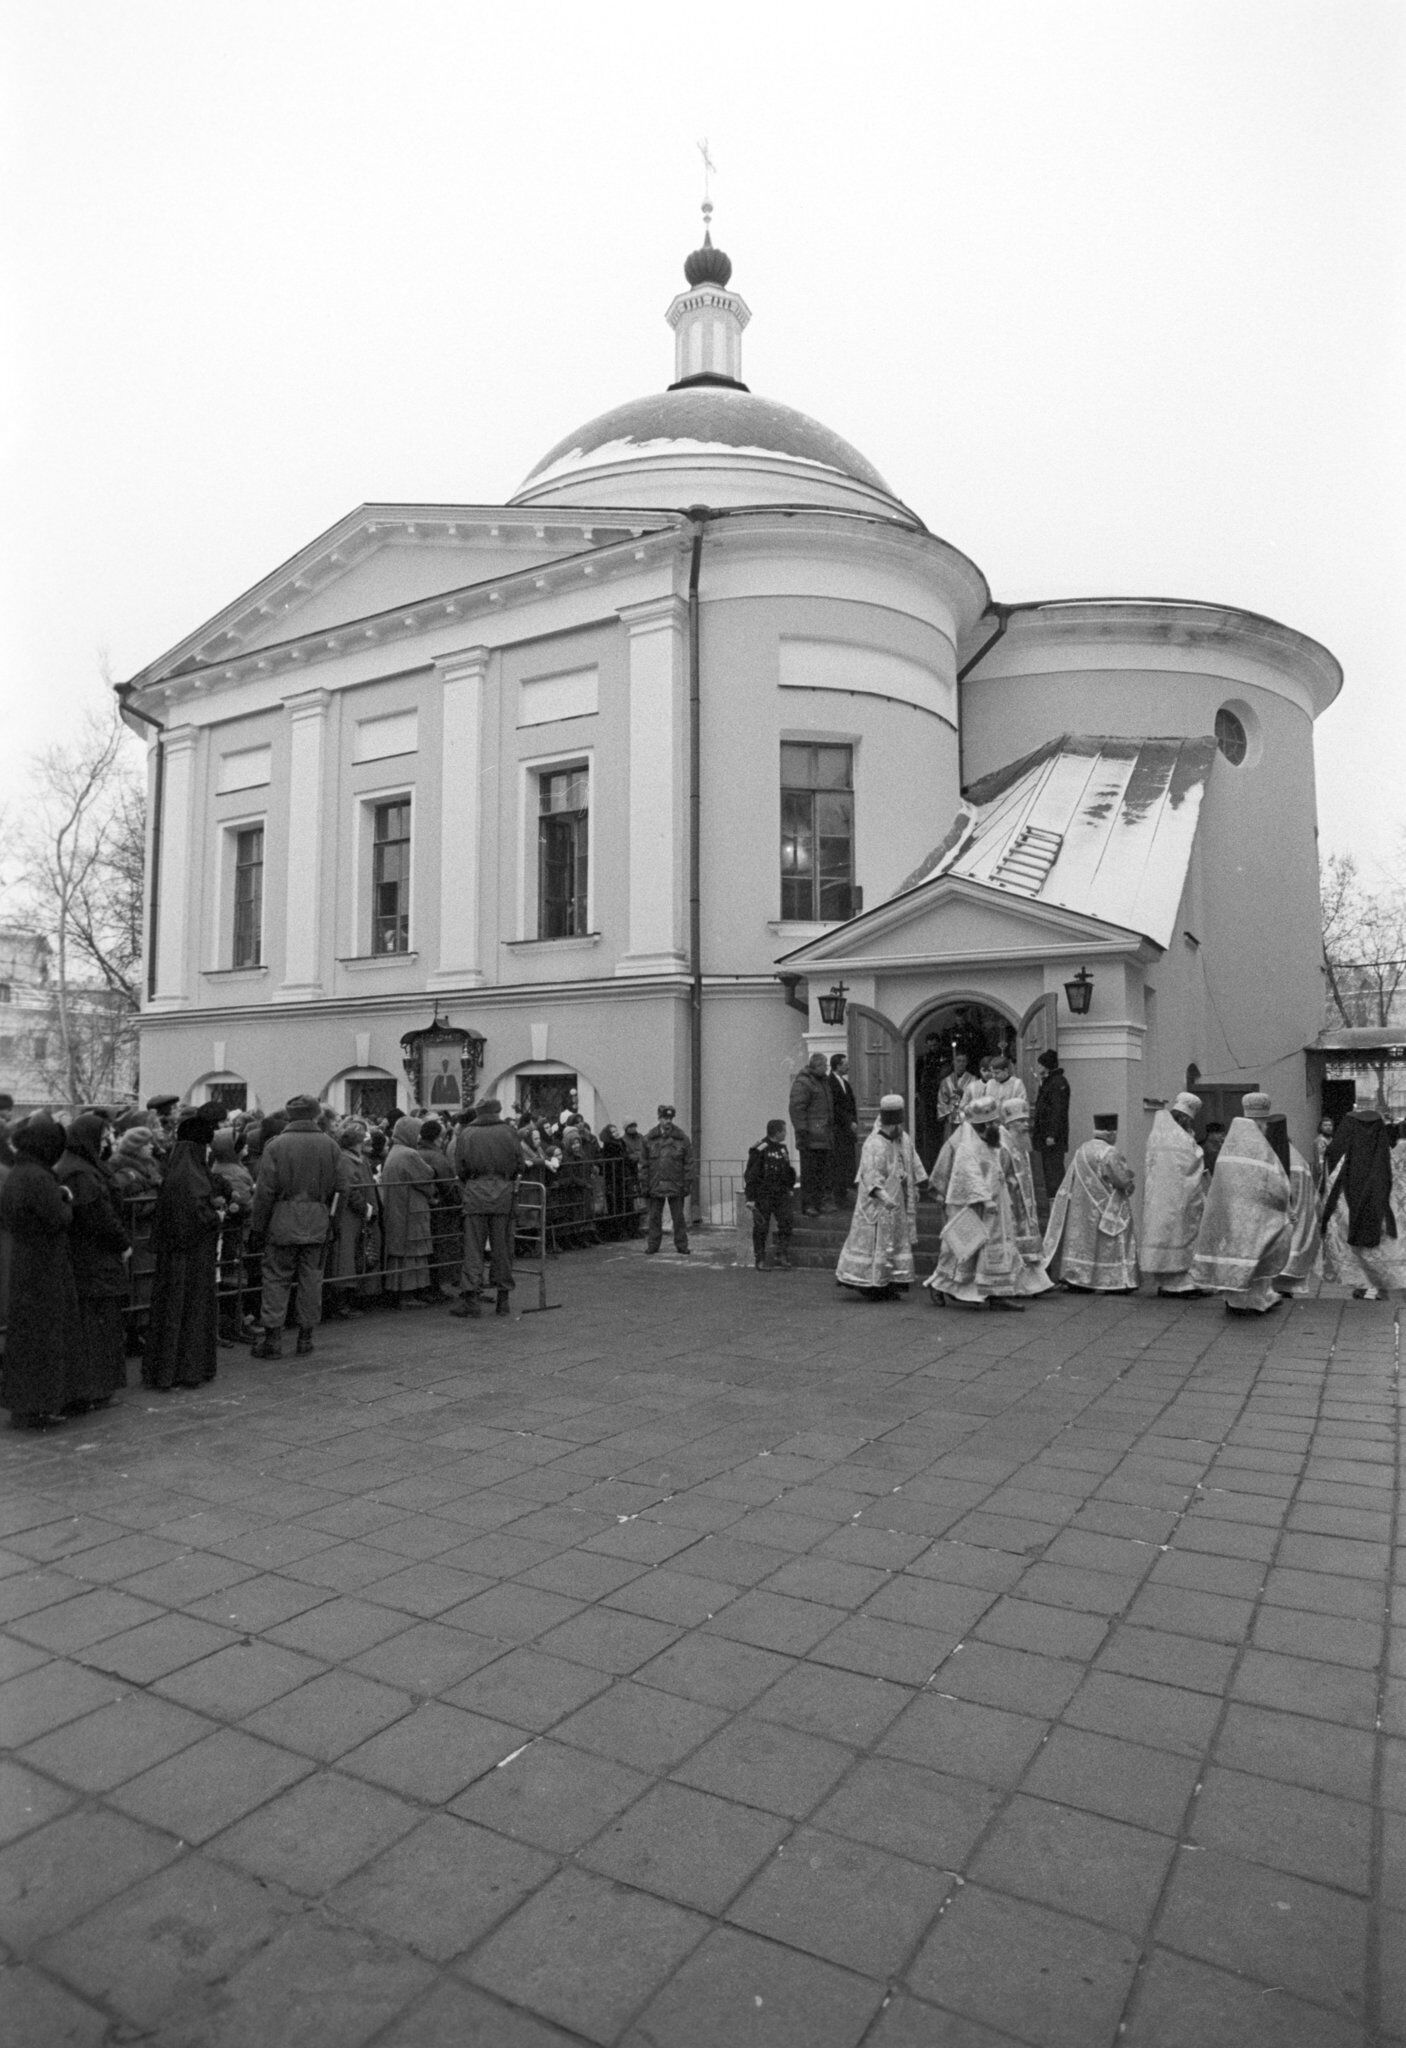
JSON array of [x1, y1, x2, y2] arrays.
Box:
[[0, 1244, 1401, 2048]]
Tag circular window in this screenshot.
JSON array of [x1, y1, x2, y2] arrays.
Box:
[[1215, 707, 1248, 766]]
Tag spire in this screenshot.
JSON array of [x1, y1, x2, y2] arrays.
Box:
[[667, 188, 751, 392]]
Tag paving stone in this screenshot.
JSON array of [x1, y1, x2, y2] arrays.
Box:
[[672, 1714, 854, 1819], [1214, 1701, 1377, 1802], [553, 1677, 727, 1771], [20, 1689, 214, 1791], [80, 1611, 240, 1683], [108, 1726, 314, 1843], [727, 1824, 952, 1975], [517, 1548, 648, 1600], [434, 1582, 585, 1643], [860, 1573, 993, 1633], [10, 1586, 165, 1653], [373, 1979, 584, 2047], [443, 1645, 612, 1728], [61, 1531, 187, 1583], [811, 1757, 1000, 1869], [1231, 1647, 1380, 1729], [0, 1656, 128, 1744], [703, 1588, 847, 1656], [753, 1663, 912, 1747], [933, 1640, 1084, 1716], [328, 1812, 555, 1961], [970, 1792, 1176, 1936], [114, 1551, 259, 1606], [349, 1620, 510, 1694], [862, 1992, 1029, 2046], [194, 1916, 436, 2048], [1121, 1946, 1369, 2048], [33, 1851, 292, 2029], [906, 1541, 1027, 1592], [0, 1633, 50, 1682], [240, 1669, 415, 1759], [808, 1613, 956, 1685], [184, 1571, 334, 1632], [1191, 1764, 1374, 1892], [533, 1605, 683, 1673], [1250, 1603, 1382, 1669], [1123, 1581, 1257, 1643], [462, 1867, 708, 2043], [602, 1565, 741, 1625], [263, 1593, 411, 1660], [1096, 1623, 1238, 1693], [209, 1764, 422, 1891], [0, 1963, 109, 2047], [450, 1737, 650, 1852], [339, 1699, 527, 1802], [0, 1806, 179, 1949], [971, 1595, 1110, 1660], [1155, 1843, 1369, 2014], [876, 1691, 1047, 1788], [905, 1883, 1140, 2047], [1149, 1547, 1267, 1598], [4, 1512, 129, 1562], [580, 1780, 791, 1912], [0, 1757, 75, 1846], [154, 1638, 327, 1720], [620, 1925, 885, 2048], [816, 1524, 933, 1570], [760, 1555, 891, 1609], [631, 1632, 791, 1708]]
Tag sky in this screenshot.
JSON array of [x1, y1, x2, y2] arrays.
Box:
[[2, 0, 1403, 870]]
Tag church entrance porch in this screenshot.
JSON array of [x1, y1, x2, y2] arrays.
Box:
[[910, 1000, 1018, 1169]]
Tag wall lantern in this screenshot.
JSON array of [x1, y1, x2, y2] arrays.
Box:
[[1063, 967, 1094, 1016], [816, 981, 849, 1027]]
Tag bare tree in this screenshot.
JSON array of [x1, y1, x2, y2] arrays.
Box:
[[15, 705, 146, 1105], [1321, 838, 1406, 1107]]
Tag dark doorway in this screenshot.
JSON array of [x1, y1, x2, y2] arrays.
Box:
[[349, 1078, 399, 1123], [911, 1002, 1017, 1169], [206, 1080, 247, 1113], [516, 1072, 579, 1125], [1320, 1077, 1356, 1130]]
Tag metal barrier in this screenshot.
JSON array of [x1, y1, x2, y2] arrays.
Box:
[[510, 1182, 558, 1315]]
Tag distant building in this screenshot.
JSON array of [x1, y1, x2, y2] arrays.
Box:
[[118, 220, 1340, 1172], [0, 929, 55, 1110]]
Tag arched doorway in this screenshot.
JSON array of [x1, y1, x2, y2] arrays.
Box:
[[910, 1000, 1018, 1170]]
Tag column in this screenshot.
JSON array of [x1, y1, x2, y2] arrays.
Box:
[[280, 689, 331, 994], [150, 724, 198, 1006], [618, 596, 688, 975], [428, 647, 488, 990]]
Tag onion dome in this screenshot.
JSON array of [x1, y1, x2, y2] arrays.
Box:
[[683, 229, 732, 289]]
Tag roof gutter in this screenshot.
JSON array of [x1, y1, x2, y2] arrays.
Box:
[[686, 508, 709, 1222]]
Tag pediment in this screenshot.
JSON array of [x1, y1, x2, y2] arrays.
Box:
[[132, 504, 678, 684], [777, 873, 1148, 971]]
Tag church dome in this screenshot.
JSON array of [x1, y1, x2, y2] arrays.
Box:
[[510, 218, 914, 518]]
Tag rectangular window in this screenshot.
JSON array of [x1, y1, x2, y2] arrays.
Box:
[[371, 799, 411, 955], [780, 742, 855, 921], [232, 826, 264, 968], [31, 1034, 48, 1062], [538, 768, 589, 939]]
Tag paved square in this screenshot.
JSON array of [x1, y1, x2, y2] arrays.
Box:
[[0, 1244, 1399, 2046]]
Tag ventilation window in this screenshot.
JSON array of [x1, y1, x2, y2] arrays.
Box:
[[1215, 707, 1248, 766]]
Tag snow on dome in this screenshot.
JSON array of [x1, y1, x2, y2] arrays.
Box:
[[512, 387, 897, 509]]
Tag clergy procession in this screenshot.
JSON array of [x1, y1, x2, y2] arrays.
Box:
[[829, 1056, 1404, 1317]]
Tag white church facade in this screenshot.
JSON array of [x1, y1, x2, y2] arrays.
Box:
[[120, 221, 1340, 1176]]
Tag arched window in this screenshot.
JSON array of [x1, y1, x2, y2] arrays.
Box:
[[1215, 707, 1248, 766]]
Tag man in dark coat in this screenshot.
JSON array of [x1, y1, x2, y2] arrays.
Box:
[[54, 1112, 130, 1411], [744, 1120, 797, 1269], [450, 1098, 523, 1317], [0, 1115, 81, 1426], [828, 1054, 859, 1208], [1031, 1050, 1071, 1216], [250, 1094, 341, 1357], [643, 1105, 692, 1255], [789, 1053, 835, 1216], [142, 1105, 225, 1391]]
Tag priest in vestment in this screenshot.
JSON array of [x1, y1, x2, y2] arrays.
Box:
[[925, 1097, 1050, 1310], [1188, 1094, 1292, 1313], [1266, 1113, 1322, 1296], [1141, 1093, 1208, 1296], [835, 1095, 926, 1299], [1041, 1113, 1138, 1292]]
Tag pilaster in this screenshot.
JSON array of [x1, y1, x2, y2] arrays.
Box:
[[280, 689, 331, 995], [617, 596, 688, 975], [150, 724, 198, 1007], [428, 648, 489, 990]]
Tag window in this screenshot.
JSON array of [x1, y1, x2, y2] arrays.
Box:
[[1215, 707, 1247, 766], [371, 799, 411, 955], [538, 768, 589, 939], [31, 1034, 47, 1062], [0, 1036, 13, 1058], [0, 982, 10, 1003], [781, 742, 856, 921], [232, 826, 264, 967]]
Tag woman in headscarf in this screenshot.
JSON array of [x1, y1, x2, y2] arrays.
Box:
[[0, 1115, 82, 1426], [54, 1113, 130, 1412], [142, 1104, 226, 1389], [835, 1094, 928, 1300], [417, 1118, 462, 1297], [1320, 1103, 1406, 1298], [327, 1123, 373, 1315], [379, 1116, 435, 1306]]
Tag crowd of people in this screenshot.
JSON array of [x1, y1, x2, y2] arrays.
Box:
[[817, 1055, 1404, 1312], [0, 1089, 699, 1430]]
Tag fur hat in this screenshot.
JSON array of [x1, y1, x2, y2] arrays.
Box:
[[657, 1104, 675, 1120], [285, 1094, 321, 1121]]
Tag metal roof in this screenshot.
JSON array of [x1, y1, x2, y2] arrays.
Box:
[[910, 734, 1219, 949]]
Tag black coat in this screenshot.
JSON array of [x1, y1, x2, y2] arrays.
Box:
[[1032, 1068, 1071, 1151], [0, 1153, 81, 1419], [1323, 1113, 1401, 1248], [143, 1140, 222, 1390]]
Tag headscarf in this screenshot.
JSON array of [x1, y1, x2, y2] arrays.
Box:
[[392, 1116, 422, 1148], [12, 1114, 66, 1168], [152, 1133, 221, 1250], [58, 1112, 109, 1170], [339, 1123, 368, 1152]]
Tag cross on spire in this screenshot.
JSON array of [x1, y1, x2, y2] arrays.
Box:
[[697, 137, 716, 226]]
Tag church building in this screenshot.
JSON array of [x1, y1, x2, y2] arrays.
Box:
[[119, 214, 1340, 1183]]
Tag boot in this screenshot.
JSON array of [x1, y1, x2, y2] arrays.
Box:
[[495, 1289, 511, 1317], [450, 1293, 482, 1318], [250, 1331, 282, 1359], [295, 1328, 314, 1356]]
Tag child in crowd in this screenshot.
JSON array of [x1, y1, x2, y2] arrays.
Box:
[[744, 1119, 797, 1270]]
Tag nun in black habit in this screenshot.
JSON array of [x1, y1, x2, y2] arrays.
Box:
[[54, 1112, 131, 1410], [0, 1115, 82, 1426], [142, 1105, 225, 1390]]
